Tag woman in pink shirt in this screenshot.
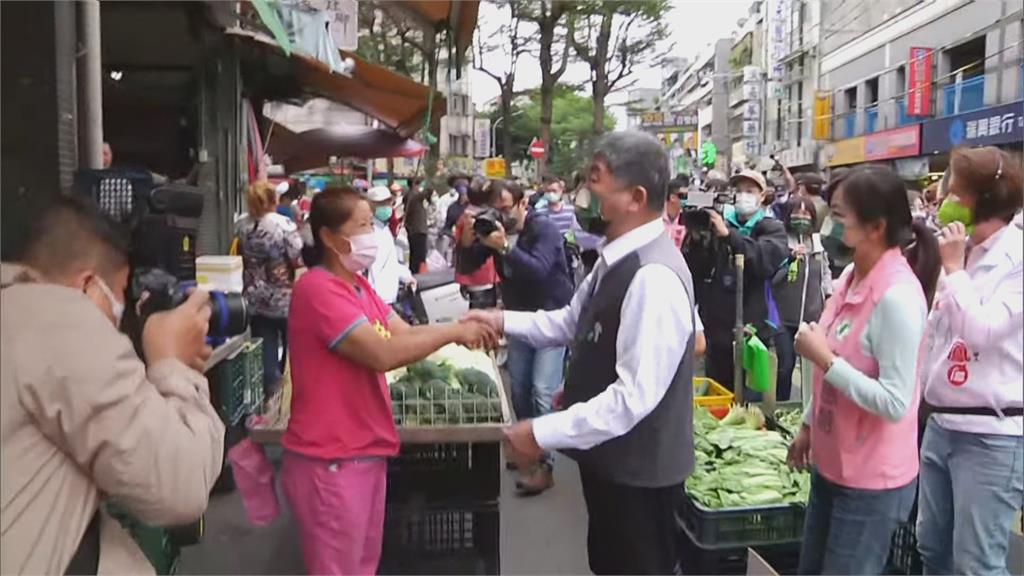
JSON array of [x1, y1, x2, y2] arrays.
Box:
[[788, 167, 941, 574], [282, 187, 494, 575]]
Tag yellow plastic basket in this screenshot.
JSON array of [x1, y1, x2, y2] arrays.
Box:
[[693, 377, 733, 410]]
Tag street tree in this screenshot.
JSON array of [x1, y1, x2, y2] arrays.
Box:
[[474, 0, 532, 176], [491, 84, 615, 179], [520, 0, 573, 178], [567, 0, 673, 135]]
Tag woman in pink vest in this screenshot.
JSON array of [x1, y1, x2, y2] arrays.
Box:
[[917, 147, 1023, 576], [788, 167, 941, 574]]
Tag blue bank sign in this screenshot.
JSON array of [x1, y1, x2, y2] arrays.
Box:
[[921, 101, 1024, 154]]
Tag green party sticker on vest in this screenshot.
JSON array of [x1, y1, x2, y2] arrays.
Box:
[[835, 319, 853, 342], [587, 321, 603, 343]]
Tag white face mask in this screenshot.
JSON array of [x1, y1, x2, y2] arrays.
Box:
[[735, 192, 761, 217], [331, 231, 378, 273], [93, 276, 125, 326]]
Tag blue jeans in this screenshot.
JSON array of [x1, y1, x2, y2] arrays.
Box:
[[506, 339, 565, 464], [917, 419, 1024, 576], [251, 314, 287, 399], [799, 469, 917, 575]]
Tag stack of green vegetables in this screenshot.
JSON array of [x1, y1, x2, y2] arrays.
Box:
[[774, 407, 804, 436], [388, 358, 501, 426], [686, 405, 810, 509]]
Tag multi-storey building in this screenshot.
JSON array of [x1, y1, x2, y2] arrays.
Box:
[[662, 38, 734, 172], [818, 0, 1023, 175]]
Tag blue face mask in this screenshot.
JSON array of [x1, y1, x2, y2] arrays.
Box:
[[374, 206, 393, 222]]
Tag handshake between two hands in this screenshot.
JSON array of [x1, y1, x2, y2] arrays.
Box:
[[453, 309, 505, 350], [454, 310, 545, 468]]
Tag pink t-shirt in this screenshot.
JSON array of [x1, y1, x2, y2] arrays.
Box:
[[283, 267, 399, 460]]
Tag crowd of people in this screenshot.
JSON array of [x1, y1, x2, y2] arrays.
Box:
[[1, 132, 1021, 576]]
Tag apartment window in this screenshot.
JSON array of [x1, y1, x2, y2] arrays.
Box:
[[449, 135, 458, 154], [866, 77, 879, 106], [775, 99, 784, 142], [896, 66, 907, 98], [796, 82, 805, 147]]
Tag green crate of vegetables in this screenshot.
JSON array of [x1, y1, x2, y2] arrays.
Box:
[[388, 359, 503, 426], [682, 405, 809, 549]]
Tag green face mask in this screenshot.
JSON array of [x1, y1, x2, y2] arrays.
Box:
[[937, 197, 974, 231]]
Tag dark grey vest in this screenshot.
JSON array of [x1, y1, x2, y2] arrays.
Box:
[[561, 233, 696, 488]]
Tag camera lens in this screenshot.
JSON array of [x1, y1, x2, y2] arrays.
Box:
[[207, 291, 248, 339]]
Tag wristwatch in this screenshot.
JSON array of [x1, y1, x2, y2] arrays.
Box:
[[500, 239, 511, 255]]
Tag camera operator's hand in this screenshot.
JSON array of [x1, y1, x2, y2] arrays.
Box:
[[143, 290, 214, 372], [707, 209, 730, 238], [481, 222, 508, 253]]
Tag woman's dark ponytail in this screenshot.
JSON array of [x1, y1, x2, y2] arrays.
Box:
[[905, 219, 940, 309]]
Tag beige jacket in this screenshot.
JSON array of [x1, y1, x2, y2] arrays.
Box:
[[0, 264, 225, 574]]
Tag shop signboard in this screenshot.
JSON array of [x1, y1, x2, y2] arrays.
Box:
[[864, 125, 920, 161], [907, 47, 934, 116], [813, 92, 832, 140], [640, 109, 699, 133], [825, 136, 865, 167], [484, 158, 506, 178], [920, 100, 1024, 154]]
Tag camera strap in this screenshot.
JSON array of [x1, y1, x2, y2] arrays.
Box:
[[65, 510, 100, 575]]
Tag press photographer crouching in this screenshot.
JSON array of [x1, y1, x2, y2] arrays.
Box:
[[683, 169, 789, 392], [0, 196, 225, 574]]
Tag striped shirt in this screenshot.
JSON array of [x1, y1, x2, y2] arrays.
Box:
[[540, 204, 581, 236]]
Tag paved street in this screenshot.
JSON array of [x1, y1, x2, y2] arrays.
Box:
[[178, 456, 591, 575]]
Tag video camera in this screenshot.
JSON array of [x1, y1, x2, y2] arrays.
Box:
[[681, 188, 735, 230], [74, 170, 249, 344]]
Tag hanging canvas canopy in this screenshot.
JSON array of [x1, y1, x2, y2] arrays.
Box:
[[391, 0, 479, 75], [267, 124, 427, 174], [226, 27, 445, 138]]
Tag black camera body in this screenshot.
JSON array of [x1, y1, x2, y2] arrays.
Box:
[[473, 208, 518, 238], [74, 171, 249, 343], [134, 269, 248, 341]]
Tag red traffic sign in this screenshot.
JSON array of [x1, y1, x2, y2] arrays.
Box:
[[528, 138, 546, 158]]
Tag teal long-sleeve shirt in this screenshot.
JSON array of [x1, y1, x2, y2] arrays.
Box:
[[802, 282, 927, 425]]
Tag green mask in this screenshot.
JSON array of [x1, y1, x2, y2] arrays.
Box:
[[937, 198, 974, 231], [790, 217, 813, 236]]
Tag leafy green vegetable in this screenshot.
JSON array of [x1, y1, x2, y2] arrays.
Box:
[[456, 368, 498, 397], [686, 406, 810, 509]]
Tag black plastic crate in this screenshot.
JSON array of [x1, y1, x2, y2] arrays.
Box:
[[679, 522, 800, 576], [387, 443, 501, 503], [679, 492, 806, 549], [381, 502, 499, 575]]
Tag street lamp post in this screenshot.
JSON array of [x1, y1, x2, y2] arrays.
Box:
[[490, 109, 523, 158]]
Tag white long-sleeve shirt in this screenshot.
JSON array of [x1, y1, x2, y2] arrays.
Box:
[[504, 219, 693, 451], [368, 220, 413, 304], [922, 222, 1023, 436]]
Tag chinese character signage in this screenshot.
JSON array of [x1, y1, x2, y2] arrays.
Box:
[[907, 47, 933, 116], [864, 126, 921, 161], [921, 100, 1024, 153], [813, 92, 832, 140], [639, 109, 699, 133]]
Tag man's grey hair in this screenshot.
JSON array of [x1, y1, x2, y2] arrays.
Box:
[[591, 131, 670, 212]]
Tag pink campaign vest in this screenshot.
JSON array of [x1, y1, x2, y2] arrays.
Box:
[[812, 248, 924, 490]]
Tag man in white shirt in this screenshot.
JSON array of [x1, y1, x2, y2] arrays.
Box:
[[465, 131, 696, 575], [366, 186, 414, 304]]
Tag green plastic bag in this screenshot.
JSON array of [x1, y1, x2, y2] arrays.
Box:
[[743, 326, 772, 393]]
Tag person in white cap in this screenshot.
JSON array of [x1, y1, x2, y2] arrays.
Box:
[[682, 168, 788, 395], [365, 185, 415, 305]]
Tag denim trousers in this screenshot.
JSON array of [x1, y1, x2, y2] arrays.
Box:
[[506, 338, 565, 464], [917, 418, 1024, 576], [798, 469, 917, 575], [251, 314, 288, 399]]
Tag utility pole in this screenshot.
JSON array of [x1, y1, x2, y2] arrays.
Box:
[[78, 0, 104, 169]]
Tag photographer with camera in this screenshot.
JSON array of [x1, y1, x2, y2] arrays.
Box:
[[1, 196, 225, 575], [474, 179, 573, 496], [454, 177, 503, 308], [683, 169, 789, 391]]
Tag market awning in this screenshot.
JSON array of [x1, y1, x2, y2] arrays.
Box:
[[267, 125, 427, 174], [227, 28, 444, 138], [393, 1, 479, 67]]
